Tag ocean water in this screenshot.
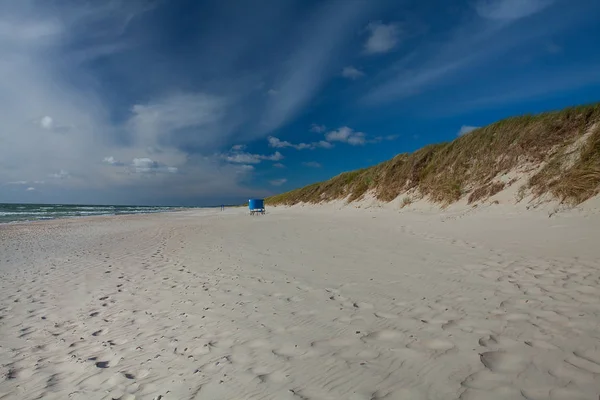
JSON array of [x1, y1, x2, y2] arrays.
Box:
[[0, 203, 179, 224]]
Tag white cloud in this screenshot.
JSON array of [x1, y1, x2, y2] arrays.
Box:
[[316, 140, 334, 149], [7, 181, 28, 185], [267, 89, 278, 96], [458, 125, 479, 136], [269, 178, 287, 186], [102, 156, 126, 167], [26, 187, 35, 191], [310, 124, 326, 133], [132, 158, 156, 173], [268, 136, 312, 150], [302, 161, 322, 168], [273, 163, 285, 168], [325, 127, 366, 146], [264, 152, 284, 161], [235, 164, 255, 175], [223, 150, 284, 164], [131, 158, 178, 174], [364, 21, 399, 54], [231, 144, 246, 151], [475, 0, 554, 20], [268, 136, 334, 150], [342, 66, 364, 80], [225, 153, 262, 164], [0, 2, 274, 205], [49, 170, 70, 179], [40, 116, 53, 129], [370, 134, 399, 143]]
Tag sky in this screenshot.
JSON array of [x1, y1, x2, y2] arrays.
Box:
[[1, 0, 599, 206]]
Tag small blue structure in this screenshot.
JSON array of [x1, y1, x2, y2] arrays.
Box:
[[249, 198, 265, 215]]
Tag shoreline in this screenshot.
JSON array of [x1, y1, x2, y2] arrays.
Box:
[[0, 207, 194, 226]]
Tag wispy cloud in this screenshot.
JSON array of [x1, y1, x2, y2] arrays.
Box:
[[128, 92, 233, 152], [267, 136, 333, 150], [222, 146, 284, 164], [273, 163, 285, 168], [131, 158, 178, 174], [269, 178, 287, 186], [342, 66, 365, 80], [310, 124, 327, 133], [364, 21, 399, 54], [268, 137, 313, 150], [40, 116, 53, 129], [362, 0, 579, 105], [102, 156, 125, 166], [475, 0, 554, 21], [370, 134, 399, 143], [302, 161, 322, 168], [260, 0, 368, 132], [49, 170, 70, 179], [270, 126, 387, 150]]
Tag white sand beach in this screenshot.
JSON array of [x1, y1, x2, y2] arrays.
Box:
[[1, 205, 600, 400]]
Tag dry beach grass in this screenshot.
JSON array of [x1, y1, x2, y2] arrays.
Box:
[[267, 103, 600, 207]]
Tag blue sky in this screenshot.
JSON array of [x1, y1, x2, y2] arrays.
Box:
[[1, 0, 599, 206]]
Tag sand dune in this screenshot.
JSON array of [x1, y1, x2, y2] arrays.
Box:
[[1, 206, 599, 399]]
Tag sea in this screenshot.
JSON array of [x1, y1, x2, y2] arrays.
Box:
[[0, 203, 181, 224]]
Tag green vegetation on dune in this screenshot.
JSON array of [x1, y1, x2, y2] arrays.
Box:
[[267, 103, 600, 207]]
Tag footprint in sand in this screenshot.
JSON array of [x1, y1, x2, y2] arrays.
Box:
[[479, 351, 529, 373], [254, 368, 289, 384], [311, 336, 363, 349], [371, 388, 427, 400], [374, 311, 398, 319], [362, 330, 405, 343], [337, 348, 380, 361], [566, 353, 600, 374], [478, 335, 520, 348], [461, 369, 511, 390], [417, 338, 455, 352], [524, 339, 558, 350], [353, 302, 374, 309], [272, 344, 315, 359], [244, 338, 271, 349]]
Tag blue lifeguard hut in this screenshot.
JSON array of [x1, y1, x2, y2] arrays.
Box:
[[249, 198, 265, 215]]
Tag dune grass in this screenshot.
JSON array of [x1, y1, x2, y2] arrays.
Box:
[[266, 103, 600, 207]]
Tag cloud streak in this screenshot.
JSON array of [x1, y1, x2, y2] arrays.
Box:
[[260, 0, 369, 132], [362, 0, 581, 105], [269, 178, 287, 186], [475, 0, 554, 20]]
